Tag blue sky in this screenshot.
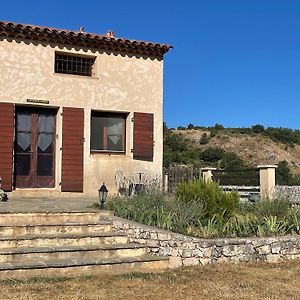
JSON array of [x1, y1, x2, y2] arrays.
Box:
[[1, 1, 300, 129]]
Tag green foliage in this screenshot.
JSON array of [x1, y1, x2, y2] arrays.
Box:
[[220, 152, 245, 170], [263, 127, 300, 145], [276, 161, 292, 185], [109, 184, 300, 238], [164, 123, 205, 167], [238, 198, 291, 219], [175, 180, 239, 219], [276, 160, 300, 186], [252, 124, 265, 133], [199, 147, 225, 162], [214, 124, 224, 130], [199, 133, 210, 145]]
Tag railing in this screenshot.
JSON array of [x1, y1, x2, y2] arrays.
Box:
[[212, 168, 260, 186], [222, 185, 260, 202]]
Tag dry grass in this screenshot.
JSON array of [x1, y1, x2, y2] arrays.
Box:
[[1, 260, 300, 300]]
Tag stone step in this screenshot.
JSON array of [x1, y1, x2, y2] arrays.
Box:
[[0, 255, 170, 278], [0, 243, 147, 263], [0, 232, 127, 248], [0, 212, 112, 225], [0, 220, 112, 236]]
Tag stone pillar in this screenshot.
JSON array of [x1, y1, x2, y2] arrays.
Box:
[[257, 165, 277, 200], [201, 167, 217, 182]]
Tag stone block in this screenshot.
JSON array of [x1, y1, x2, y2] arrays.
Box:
[[182, 242, 195, 250], [171, 249, 179, 256], [256, 244, 271, 255], [271, 242, 281, 254], [199, 257, 210, 265], [169, 256, 182, 268], [182, 250, 192, 258], [183, 257, 199, 266], [266, 254, 282, 263], [192, 248, 203, 257], [202, 247, 213, 258], [157, 233, 170, 241], [147, 239, 159, 247], [150, 232, 158, 239]]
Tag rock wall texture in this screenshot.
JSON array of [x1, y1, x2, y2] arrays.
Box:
[[111, 216, 300, 268], [276, 186, 300, 203]]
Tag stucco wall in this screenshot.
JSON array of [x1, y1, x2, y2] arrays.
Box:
[[0, 37, 164, 196]]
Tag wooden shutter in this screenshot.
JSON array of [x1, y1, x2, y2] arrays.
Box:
[[0, 103, 14, 191], [133, 112, 154, 161], [61, 107, 84, 192]]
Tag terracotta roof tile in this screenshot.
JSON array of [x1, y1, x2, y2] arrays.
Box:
[[0, 21, 173, 57]]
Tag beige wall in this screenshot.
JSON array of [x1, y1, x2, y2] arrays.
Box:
[[0, 38, 164, 197]]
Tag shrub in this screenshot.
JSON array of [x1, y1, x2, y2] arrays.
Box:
[[108, 181, 300, 238], [252, 124, 265, 133], [175, 180, 239, 219], [199, 133, 210, 145], [238, 198, 291, 219], [199, 147, 225, 162], [220, 152, 245, 170]]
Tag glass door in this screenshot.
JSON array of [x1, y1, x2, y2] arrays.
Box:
[[15, 107, 56, 188]]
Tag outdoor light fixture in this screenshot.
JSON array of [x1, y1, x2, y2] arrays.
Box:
[[98, 183, 108, 209]]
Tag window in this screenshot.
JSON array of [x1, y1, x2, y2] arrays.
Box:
[[55, 52, 96, 77], [91, 112, 126, 153]]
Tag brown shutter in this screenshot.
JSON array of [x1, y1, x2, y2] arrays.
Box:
[[61, 107, 84, 192], [0, 103, 14, 191], [133, 112, 154, 161]]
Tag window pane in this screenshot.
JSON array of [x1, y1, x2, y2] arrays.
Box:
[[37, 155, 53, 176], [15, 154, 30, 176], [91, 113, 125, 152], [38, 114, 55, 154]]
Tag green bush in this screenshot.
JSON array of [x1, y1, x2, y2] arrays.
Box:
[[175, 180, 239, 219], [199, 133, 210, 145], [238, 198, 291, 220], [199, 147, 225, 162]]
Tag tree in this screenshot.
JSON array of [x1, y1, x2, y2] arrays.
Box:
[[199, 147, 225, 162], [252, 124, 265, 133], [276, 161, 292, 185]]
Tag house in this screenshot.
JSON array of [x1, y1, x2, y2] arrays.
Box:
[[0, 21, 172, 197]]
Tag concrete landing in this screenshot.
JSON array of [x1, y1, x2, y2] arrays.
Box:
[[0, 197, 99, 213]]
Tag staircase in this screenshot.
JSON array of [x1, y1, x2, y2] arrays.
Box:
[[0, 212, 169, 278]]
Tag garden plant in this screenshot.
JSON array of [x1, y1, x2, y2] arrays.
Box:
[[108, 179, 300, 238]]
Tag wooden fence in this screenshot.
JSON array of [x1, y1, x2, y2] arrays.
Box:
[[163, 166, 202, 193]]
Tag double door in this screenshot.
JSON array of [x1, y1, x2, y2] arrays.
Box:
[[15, 107, 56, 188]]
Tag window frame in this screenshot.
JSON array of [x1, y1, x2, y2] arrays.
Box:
[[90, 111, 127, 155], [54, 51, 97, 77]]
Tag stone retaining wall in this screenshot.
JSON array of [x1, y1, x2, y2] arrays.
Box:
[[276, 186, 300, 203], [111, 216, 300, 268]]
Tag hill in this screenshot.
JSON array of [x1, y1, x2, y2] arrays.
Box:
[[163, 123, 300, 185]]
